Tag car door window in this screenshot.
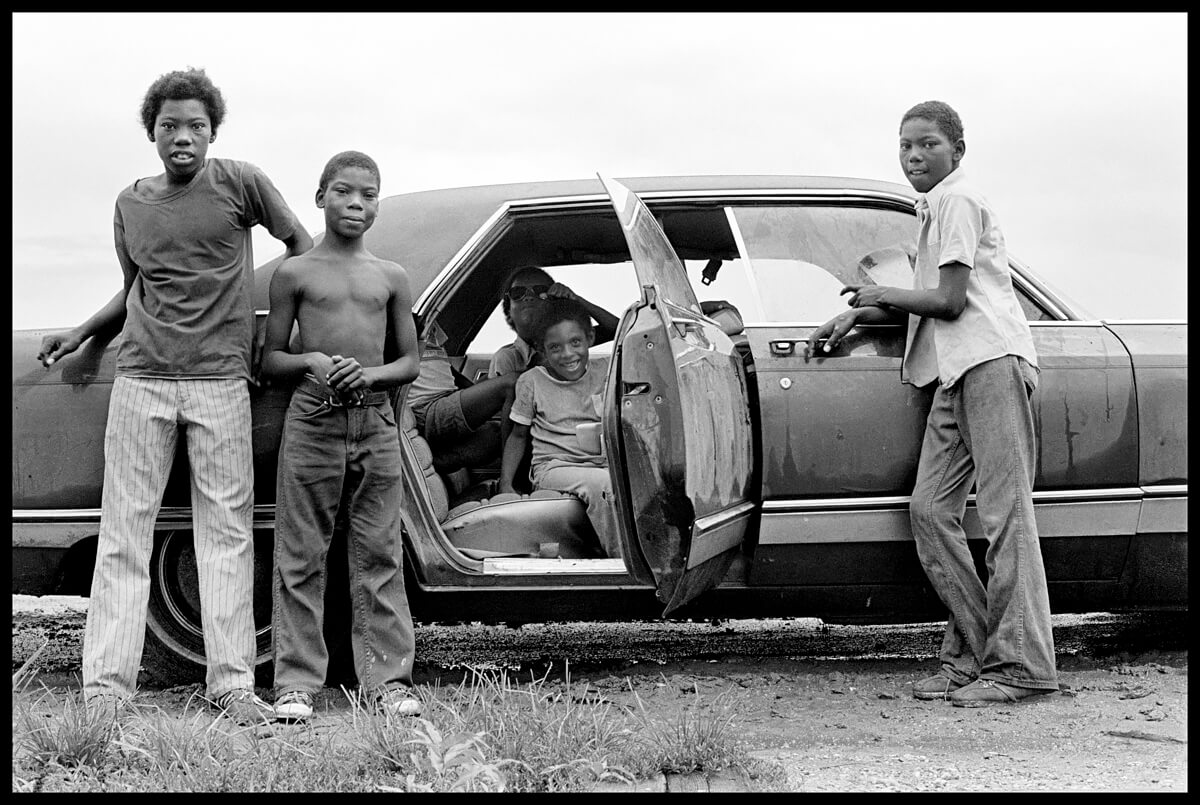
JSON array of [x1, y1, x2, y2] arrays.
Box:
[[718, 204, 1054, 323], [725, 205, 918, 323]]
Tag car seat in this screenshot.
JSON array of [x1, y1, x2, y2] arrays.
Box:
[[397, 401, 605, 560]]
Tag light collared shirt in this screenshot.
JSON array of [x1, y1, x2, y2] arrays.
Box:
[[901, 170, 1038, 389], [488, 335, 537, 377]]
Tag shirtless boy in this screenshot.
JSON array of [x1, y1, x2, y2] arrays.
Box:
[[261, 151, 421, 721]]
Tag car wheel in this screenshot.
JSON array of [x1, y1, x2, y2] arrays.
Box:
[[142, 529, 275, 688]]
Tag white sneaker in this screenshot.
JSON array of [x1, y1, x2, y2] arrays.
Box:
[[274, 690, 314, 722], [376, 687, 422, 717]]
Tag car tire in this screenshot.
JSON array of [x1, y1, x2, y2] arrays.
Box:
[[141, 529, 275, 689]]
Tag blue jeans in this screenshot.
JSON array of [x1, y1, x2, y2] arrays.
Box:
[[909, 356, 1058, 690], [271, 385, 415, 697]]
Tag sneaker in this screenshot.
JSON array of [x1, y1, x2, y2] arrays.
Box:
[[375, 687, 422, 717], [912, 673, 969, 701], [83, 692, 131, 718], [214, 688, 274, 726], [274, 690, 314, 722], [949, 678, 1057, 708]]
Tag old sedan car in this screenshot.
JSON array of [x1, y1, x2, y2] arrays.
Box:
[[12, 175, 1188, 682]]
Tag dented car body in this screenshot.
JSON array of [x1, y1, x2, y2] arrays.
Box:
[[12, 175, 1187, 677]]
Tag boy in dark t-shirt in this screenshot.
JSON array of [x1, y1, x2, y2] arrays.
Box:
[[37, 68, 313, 725]]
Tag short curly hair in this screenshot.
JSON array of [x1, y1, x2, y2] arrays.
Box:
[[501, 265, 553, 330], [531, 297, 592, 348], [900, 100, 964, 144], [140, 67, 227, 136], [318, 150, 381, 193]]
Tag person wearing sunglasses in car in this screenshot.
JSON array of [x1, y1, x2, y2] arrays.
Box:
[[410, 264, 619, 483], [486, 266, 618, 491], [488, 265, 619, 379]]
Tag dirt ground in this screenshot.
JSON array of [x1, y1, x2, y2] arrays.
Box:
[[12, 597, 1189, 792]]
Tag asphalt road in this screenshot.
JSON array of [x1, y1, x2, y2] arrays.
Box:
[[409, 610, 1189, 679]]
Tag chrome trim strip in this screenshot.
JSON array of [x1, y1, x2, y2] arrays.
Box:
[[1032, 488, 1145, 501], [694, 501, 757, 531], [761, 496, 910, 512], [1141, 485, 1188, 497], [1006, 255, 1084, 320], [759, 497, 1146, 545], [761, 487, 1147, 513], [1101, 320, 1188, 325], [503, 188, 920, 208], [739, 320, 1108, 329], [506, 194, 608, 208], [689, 501, 756, 569], [13, 508, 104, 522], [13, 505, 278, 524], [479, 557, 628, 575]]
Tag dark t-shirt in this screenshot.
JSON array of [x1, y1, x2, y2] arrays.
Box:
[[114, 158, 300, 380]]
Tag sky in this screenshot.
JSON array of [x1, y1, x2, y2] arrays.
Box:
[[11, 12, 1188, 330]]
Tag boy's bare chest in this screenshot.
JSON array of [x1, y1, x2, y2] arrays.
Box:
[[300, 270, 390, 312]]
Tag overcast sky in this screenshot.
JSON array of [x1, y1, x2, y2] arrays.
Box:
[[12, 12, 1187, 330]]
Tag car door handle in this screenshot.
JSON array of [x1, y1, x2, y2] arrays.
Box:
[[770, 340, 798, 356], [623, 382, 651, 396]]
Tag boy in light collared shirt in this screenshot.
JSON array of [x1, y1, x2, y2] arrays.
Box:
[[809, 100, 1058, 708]]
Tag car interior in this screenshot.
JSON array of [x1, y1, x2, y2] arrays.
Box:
[[397, 204, 749, 566]]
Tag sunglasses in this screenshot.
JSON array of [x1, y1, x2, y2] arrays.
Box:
[[506, 284, 551, 301]]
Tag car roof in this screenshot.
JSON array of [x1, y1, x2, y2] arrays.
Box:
[[253, 174, 916, 308]]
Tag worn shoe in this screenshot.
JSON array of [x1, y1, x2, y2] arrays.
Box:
[[84, 692, 132, 718], [949, 678, 1056, 708], [912, 673, 968, 701], [375, 687, 422, 717], [214, 688, 274, 725], [274, 690, 315, 722]]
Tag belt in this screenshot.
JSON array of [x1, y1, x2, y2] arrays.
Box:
[[296, 376, 391, 408]]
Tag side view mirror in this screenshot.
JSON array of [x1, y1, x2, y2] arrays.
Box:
[[699, 299, 744, 337]]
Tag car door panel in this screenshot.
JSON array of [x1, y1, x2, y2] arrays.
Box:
[[745, 324, 928, 499], [746, 320, 1141, 593], [600, 176, 756, 614]]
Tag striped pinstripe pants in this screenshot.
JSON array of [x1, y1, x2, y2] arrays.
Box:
[[82, 376, 257, 701]]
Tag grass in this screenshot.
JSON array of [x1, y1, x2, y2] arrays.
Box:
[[12, 652, 782, 793], [629, 680, 742, 775]]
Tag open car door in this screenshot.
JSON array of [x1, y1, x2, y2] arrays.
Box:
[[599, 175, 756, 615]]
